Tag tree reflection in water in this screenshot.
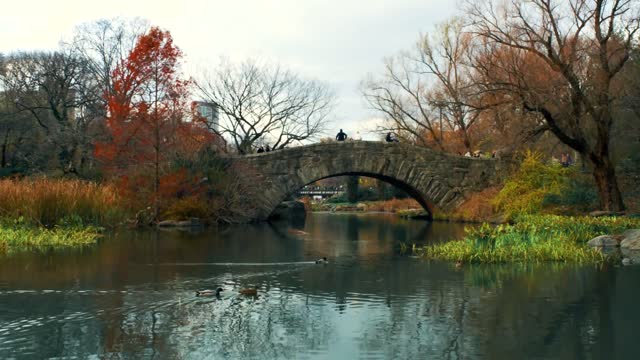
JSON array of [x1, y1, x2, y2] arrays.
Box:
[[0, 213, 639, 358]]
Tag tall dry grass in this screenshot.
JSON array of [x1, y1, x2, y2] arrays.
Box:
[[0, 178, 126, 227]]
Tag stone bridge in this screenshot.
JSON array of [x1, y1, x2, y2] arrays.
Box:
[[229, 141, 510, 221]]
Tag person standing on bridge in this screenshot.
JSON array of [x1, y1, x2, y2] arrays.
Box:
[[336, 129, 348, 141]]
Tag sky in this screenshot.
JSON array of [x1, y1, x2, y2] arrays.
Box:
[[0, 0, 458, 139]]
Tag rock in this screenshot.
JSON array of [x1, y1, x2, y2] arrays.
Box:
[[620, 229, 640, 250], [397, 209, 429, 219], [589, 210, 626, 217], [587, 235, 619, 248], [157, 218, 203, 227], [621, 249, 640, 265]]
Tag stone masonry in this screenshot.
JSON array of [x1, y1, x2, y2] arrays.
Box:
[[228, 141, 510, 221]]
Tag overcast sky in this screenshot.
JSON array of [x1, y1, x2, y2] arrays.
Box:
[[0, 0, 458, 139]]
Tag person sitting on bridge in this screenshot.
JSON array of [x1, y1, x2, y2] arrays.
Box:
[[257, 146, 265, 153], [385, 132, 399, 143], [265, 144, 271, 152], [336, 129, 348, 141]]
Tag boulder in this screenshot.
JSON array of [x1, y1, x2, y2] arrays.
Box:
[[620, 229, 640, 250], [587, 235, 619, 248]]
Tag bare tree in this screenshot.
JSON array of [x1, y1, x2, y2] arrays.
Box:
[[1, 51, 96, 174], [63, 17, 149, 109], [466, 0, 639, 211], [196, 59, 335, 154], [362, 18, 483, 152], [0, 18, 149, 175]]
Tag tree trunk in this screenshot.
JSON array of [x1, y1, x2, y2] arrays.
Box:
[[1, 130, 10, 168], [376, 180, 387, 200], [590, 155, 625, 212], [1, 143, 6, 168]]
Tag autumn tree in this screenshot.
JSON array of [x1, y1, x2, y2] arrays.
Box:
[[362, 18, 484, 153], [64, 17, 149, 116], [96, 27, 213, 218], [196, 59, 335, 154], [466, 0, 639, 211]]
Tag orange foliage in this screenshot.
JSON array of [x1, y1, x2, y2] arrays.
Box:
[[447, 186, 502, 222], [94, 27, 217, 216]]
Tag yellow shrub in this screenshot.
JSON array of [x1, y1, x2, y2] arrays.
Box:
[[492, 151, 573, 218]]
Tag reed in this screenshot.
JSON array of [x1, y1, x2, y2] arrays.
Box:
[[0, 178, 126, 227]]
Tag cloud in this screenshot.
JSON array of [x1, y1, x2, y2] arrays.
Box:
[[1, 0, 457, 133]]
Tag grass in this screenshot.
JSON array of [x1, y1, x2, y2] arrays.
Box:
[[0, 178, 126, 227], [416, 215, 640, 264], [0, 178, 125, 256], [0, 222, 101, 256]]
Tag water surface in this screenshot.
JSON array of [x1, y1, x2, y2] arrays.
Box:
[[1, 213, 639, 359]]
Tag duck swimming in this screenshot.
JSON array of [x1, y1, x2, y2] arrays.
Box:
[[239, 287, 258, 296], [315, 257, 328, 264], [455, 260, 464, 268], [196, 287, 224, 297]]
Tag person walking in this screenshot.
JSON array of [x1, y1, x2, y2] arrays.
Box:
[[336, 129, 348, 141]]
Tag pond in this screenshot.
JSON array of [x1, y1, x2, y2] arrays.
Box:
[[1, 213, 639, 359]]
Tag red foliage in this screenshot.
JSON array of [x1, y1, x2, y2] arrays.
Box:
[[95, 27, 216, 215]]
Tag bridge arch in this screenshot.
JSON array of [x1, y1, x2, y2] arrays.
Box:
[[287, 172, 441, 217], [228, 141, 507, 221]]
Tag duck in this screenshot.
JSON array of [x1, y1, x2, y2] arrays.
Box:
[[455, 260, 464, 269], [195, 287, 224, 297], [239, 287, 258, 296], [315, 257, 328, 264]]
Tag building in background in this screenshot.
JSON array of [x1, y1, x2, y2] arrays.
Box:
[[193, 101, 219, 132]]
